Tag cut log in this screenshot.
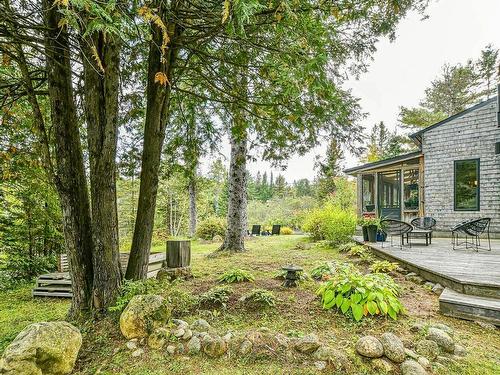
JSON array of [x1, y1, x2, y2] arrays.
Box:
[[166, 240, 191, 268]]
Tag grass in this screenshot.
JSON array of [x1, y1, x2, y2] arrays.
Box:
[[1, 235, 499, 374]]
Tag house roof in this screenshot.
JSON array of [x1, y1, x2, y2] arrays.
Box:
[[409, 96, 498, 145], [343, 151, 422, 175]]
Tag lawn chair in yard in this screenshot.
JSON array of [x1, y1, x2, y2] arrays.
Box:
[[271, 225, 281, 235], [451, 217, 491, 251], [381, 219, 413, 249], [251, 225, 261, 236]]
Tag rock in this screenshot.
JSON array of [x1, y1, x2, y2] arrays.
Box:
[[429, 323, 453, 335], [294, 334, 321, 354], [314, 361, 327, 371], [418, 356, 430, 369], [202, 335, 227, 357], [453, 344, 467, 357], [119, 295, 170, 339], [371, 358, 394, 373], [0, 321, 82, 375], [475, 321, 496, 330], [166, 345, 176, 355], [212, 235, 224, 242], [424, 282, 435, 289], [148, 327, 169, 350], [182, 329, 193, 341], [172, 319, 189, 329], [380, 332, 405, 363], [239, 339, 253, 355], [173, 328, 185, 338], [176, 343, 185, 354], [191, 319, 211, 332], [187, 336, 201, 354], [245, 330, 263, 344], [426, 327, 455, 353], [313, 346, 335, 361], [415, 339, 439, 360], [401, 359, 427, 375], [436, 355, 457, 366], [126, 340, 138, 350], [156, 266, 192, 281], [131, 348, 144, 357], [355, 336, 384, 358], [431, 283, 444, 295], [409, 321, 426, 333], [274, 333, 290, 348], [405, 348, 419, 360], [406, 274, 424, 284]]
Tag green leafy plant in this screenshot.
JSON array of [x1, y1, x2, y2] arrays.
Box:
[[274, 269, 309, 281], [280, 226, 294, 235], [370, 261, 399, 274], [359, 251, 374, 264], [348, 245, 366, 256], [361, 217, 381, 228], [310, 262, 336, 280], [338, 242, 356, 253], [316, 265, 404, 321], [241, 288, 276, 307], [198, 285, 232, 309], [196, 216, 227, 240], [218, 269, 255, 283], [110, 278, 170, 312], [302, 204, 356, 244]]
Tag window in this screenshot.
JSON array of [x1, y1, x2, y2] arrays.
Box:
[[362, 174, 375, 212], [454, 159, 480, 211], [403, 169, 419, 211], [379, 171, 401, 209]]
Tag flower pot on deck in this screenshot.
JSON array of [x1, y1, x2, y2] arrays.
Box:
[[366, 225, 378, 243], [376, 231, 386, 242], [362, 226, 369, 241]]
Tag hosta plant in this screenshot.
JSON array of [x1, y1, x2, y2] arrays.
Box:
[[370, 261, 399, 274], [218, 269, 255, 283], [310, 262, 336, 280], [198, 285, 232, 309], [241, 288, 276, 307], [338, 242, 356, 253], [274, 269, 309, 281], [348, 245, 367, 257], [316, 265, 404, 321]]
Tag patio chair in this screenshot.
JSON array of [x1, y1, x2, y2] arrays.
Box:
[[381, 219, 413, 249], [451, 217, 491, 251], [251, 225, 261, 236], [271, 225, 281, 235], [410, 217, 437, 244]]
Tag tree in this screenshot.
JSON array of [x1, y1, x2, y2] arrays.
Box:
[[315, 138, 343, 200], [363, 122, 413, 162], [477, 44, 499, 98]]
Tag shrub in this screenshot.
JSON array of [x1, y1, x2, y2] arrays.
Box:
[[5, 254, 57, 281], [338, 242, 357, 252], [370, 261, 399, 274], [218, 269, 255, 283], [198, 285, 232, 309], [302, 204, 356, 244], [196, 216, 227, 240], [280, 226, 294, 235], [110, 278, 170, 312], [274, 269, 309, 281], [241, 288, 276, 307], [348, 245, 367, 257], [310, 262, 336, 280], [317, 264, 404, 321]]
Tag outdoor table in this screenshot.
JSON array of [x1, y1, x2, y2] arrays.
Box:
[[406, 228, 432, 246]]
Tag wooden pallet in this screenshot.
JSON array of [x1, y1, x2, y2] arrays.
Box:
[[34, 252, 166, 298]]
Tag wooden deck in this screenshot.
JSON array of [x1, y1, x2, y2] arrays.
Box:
[[356, 237, 500, 325]]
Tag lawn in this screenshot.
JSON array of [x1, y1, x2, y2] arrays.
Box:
[[1, 235, 499, 374]]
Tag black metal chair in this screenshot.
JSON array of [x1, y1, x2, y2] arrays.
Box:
[[410, 217, 437, 244], [452, 217, 491, 251], [381, 219, 414, 249], [271, 225, 281, 235], [251, 225, 261, 236]]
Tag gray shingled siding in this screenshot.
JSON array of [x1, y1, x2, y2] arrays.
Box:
[[422, 100, 500, 234]]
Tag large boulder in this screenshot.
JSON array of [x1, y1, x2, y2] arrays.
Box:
[[355, 336, 384, 358], [401, 359, 427, 375], [0, 321, 82, 375], [415, 339, 439, 360], [380, 332, 405, 363], [294, 334, 321, 354], [426, 327, 455, 353], [119, 295, 170, 339], [202, 335, 227, 357]]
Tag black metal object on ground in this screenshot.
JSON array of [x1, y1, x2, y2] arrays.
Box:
[[281, 264, 303, 287]]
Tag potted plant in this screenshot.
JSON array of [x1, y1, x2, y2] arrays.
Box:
[[358, 217, 369, 241], [363, 217, 380, 243]]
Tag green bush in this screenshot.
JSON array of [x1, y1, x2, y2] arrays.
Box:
[[338, 242, 357, 252], [302, 204, 356, 244], [5, 254, 57, 281], [310, 262, 336, 280], [348, 245, 366, 256], [317, 264, 404, 321], [241, 288, 276, 307], [198, 285, 232, 309], [218, 269, 255, 283], [196, 216, 227, 240], [109, 278, 170, 312], [370, 261, 399, 274], [280, 226, 294, 235]]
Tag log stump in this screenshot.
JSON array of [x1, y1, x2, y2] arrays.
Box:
[[158, 240, 192, 281]]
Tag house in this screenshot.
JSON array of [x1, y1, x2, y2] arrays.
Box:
[[345, 94, 500, 237]]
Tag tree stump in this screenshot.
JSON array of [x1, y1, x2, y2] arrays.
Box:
[[166, 240, 191, 268]]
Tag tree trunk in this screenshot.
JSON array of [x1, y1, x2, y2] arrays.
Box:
[[81, 28, 122, 311], [43, 0, 94, 317], [219, 128, 248, 252], [126, 2, 181, 280], [188, 177, 197, 237]]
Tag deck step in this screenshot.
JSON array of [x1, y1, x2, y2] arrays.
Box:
[[439, 288, 500, 326]]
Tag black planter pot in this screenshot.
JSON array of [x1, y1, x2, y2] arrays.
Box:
[[362, 226, 369, 241], [366, 225, 378, 242]]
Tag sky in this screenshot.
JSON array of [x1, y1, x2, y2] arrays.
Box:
[[202, 0, 500, 182]]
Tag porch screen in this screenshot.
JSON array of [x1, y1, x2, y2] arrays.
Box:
[[403, 169, 419, 210], [454, 159, 480, 211], [362, 175, 375, 212]]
